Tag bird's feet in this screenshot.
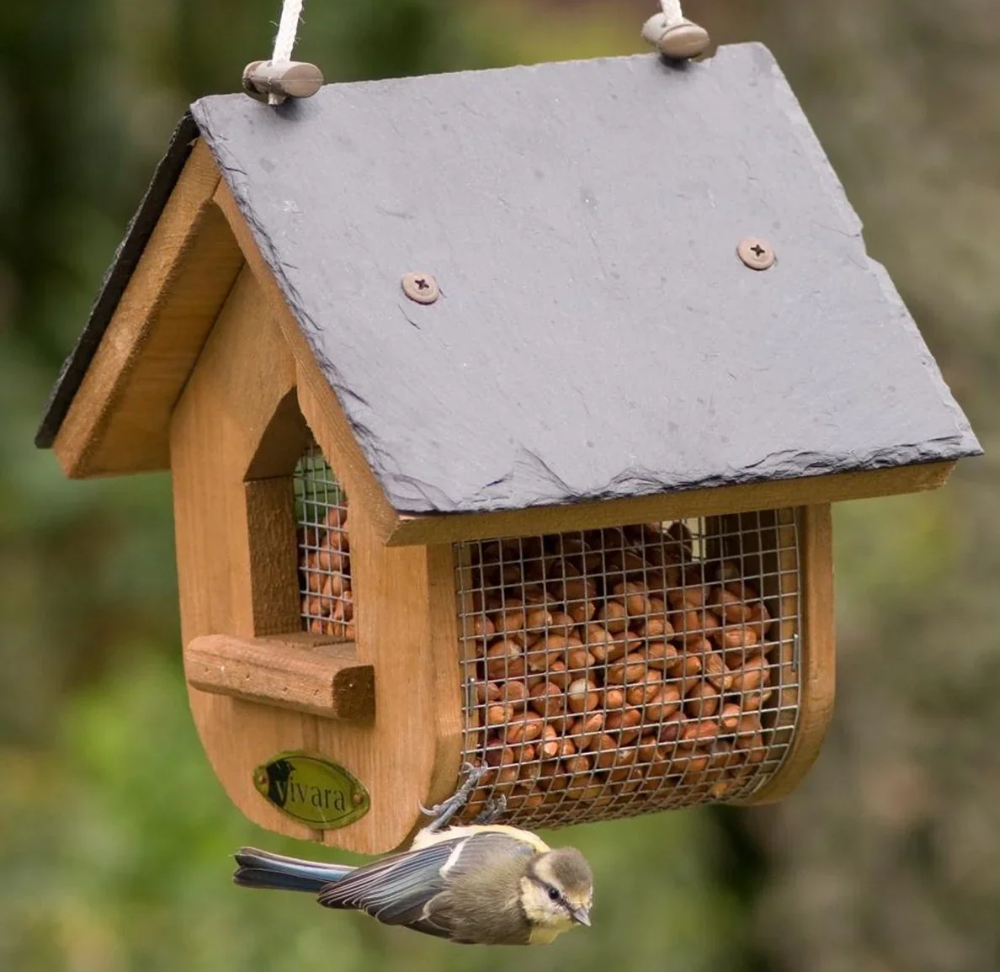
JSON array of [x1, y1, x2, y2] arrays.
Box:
[[473, 794, 507, 825], [420, 763, 489, 833]]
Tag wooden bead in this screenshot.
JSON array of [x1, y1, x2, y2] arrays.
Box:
[[243, 60, 324, 104], [641, 15, 711, 60]]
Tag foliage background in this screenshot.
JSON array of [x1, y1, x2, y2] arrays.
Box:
[[1, 2, 996, 970]]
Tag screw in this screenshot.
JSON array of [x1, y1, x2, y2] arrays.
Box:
[[352, 792, 365, 806], [402, 272, 439, 304], [737, 238, 775, 271]]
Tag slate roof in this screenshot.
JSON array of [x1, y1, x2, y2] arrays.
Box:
[[38, 44, 981, 515]]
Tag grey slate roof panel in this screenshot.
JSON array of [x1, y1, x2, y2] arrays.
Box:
[[40, 44, 982, 514]]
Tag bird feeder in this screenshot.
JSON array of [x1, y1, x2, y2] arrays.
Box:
[[36, 44, 980, 855]]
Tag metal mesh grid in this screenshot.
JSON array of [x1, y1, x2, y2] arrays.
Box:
[[454, 512, 802, 828], [294, 442, 353, 640]]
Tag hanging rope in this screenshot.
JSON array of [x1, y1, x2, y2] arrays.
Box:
[[642, 1, 710, 60], [658, 0, 685, 26], [243, 0, 323, 105], [271, 0, 304, 69]]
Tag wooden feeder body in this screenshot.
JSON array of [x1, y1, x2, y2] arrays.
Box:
[[36, 46, 981, 855]]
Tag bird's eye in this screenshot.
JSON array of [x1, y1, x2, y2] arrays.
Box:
[[547, 887, 561, 902]]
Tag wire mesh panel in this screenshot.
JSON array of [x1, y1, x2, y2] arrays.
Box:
[[454, 513, 801, 828], [294, 442, 353, 640]]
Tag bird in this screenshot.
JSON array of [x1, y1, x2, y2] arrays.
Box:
[[232, 766, 594, 946]]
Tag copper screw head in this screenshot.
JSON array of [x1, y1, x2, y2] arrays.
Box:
[[737, 238, 775, 271], [402, 272, 439, 304]]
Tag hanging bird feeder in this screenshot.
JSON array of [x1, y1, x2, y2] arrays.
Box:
[[35, 39, 980, 855]]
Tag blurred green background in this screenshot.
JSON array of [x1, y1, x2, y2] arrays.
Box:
[[1, 1, 997, 970]]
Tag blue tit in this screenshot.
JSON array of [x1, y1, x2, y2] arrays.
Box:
[[234, 791, 594, 946]]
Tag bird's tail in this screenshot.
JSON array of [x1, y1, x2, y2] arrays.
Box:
[[233, 846, 354, 894]]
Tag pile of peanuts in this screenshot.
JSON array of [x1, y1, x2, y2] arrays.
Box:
[[299, 501, 355, 641], [461, 522, 789, 820]]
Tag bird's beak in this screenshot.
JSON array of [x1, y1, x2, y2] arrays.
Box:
[[570, 906, 591, 927]]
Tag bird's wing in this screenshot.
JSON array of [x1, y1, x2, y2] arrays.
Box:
[[316, 831, 537, 938]]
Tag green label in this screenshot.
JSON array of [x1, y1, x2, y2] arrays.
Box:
[[253, 752, 370, 829]]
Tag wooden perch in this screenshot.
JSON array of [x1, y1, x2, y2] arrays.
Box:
[[185, 633, 374, 722]]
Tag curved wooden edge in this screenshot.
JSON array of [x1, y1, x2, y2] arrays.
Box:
[[739, 503, 835, 806], [54, 140, 245, 478], [211, 178, 399, 545], [185, 633, 374, 722]]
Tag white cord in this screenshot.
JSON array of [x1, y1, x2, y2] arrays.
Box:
[[659, 0, 684, 25], [272, 0, 304, 65]]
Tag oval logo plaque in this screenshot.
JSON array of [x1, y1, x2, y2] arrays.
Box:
[[253, 752, 370, 829]]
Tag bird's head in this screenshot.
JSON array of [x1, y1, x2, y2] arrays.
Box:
[[520, 847, 594, 936]]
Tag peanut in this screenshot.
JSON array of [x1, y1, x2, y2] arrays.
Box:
[[716, 625, 760, 653], [566, 678, 600, 714], [529, 658, 569, 689], [603, 707, 643, 744], [612, 581, 652, 618], [485, 640, 522, 680], [528, 681, 565, 719], [503, 679, 529, 709], [550, 576, 598, 604], [603, 686, 626, 709], [596, 600, 628, 634], [486, 703, 514, 726], [741, 687, 774, 711], [681, 720, 720, 744], [657, 710, 686, 744], [586, 733, 619, 770], [540, 727, 576, 760], [548, 611, 577, 637], [606, 652, 647, 685], [567, 781, 607, 802], [635, 616, 672, 641], [667, 584, 711, 610], [506, 786, 545, 810], [568, 601, 597, 625], [537, 759, 570, 791], [747, 601, 773, 638], [729, 653, 768, 692], [565, 646, 595, 672], [606, 631, 642, 662], [709, 587, 752, 623], [684, 681, 720, 719], [504, 711, 544, 744], [644, 640, 679, 671], [671, 610, 720, 644], [637, 735, 662, 764], [567, 712, 605, 750], [467, 614, 496, 639], [704, 651, 735, 692], [626, 672, 663, 707], [644, 684, 682, 721], [563, 754, 592, 776], [666, 653, 703, 694], [579, 623, 616, 661]]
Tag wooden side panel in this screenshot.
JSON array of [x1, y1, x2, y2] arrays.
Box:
[[172, 267, 323, 842], [327, 510, 463, 851], [744, 504, 835, 805], [171, 262, 459, 853], [55, 141, 244, 478], [386, 461, 956, 547]]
